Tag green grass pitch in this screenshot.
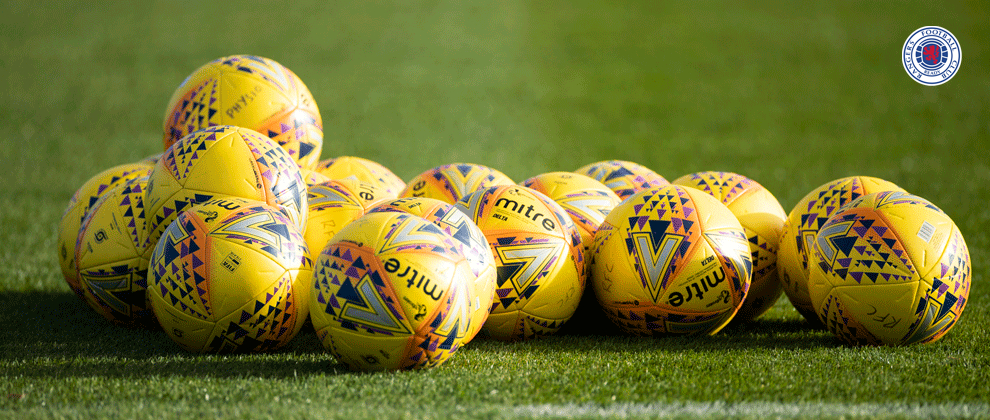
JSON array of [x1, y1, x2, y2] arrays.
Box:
[[2, 1, 989, 418]]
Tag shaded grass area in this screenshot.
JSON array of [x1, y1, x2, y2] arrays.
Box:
[[2, 291, 988, 418]]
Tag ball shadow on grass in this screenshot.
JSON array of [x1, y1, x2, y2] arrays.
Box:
[[0, 291, 346, 379]]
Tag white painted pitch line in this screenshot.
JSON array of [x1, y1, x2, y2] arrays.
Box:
[[512, 402, 990, 419]]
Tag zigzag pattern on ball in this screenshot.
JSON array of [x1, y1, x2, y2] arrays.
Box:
[[66, 167, 152, 219], [432, 164, 504, 200], [816, 212, 916, 284], [872, 191, 943, 213], [623, 187, 700, 291], [242, 130, 303, 191], [220, 55, 295, 93], [377, 215, 461, 256], [262, 110, 323, 166], [746, 227, 777, 282], [309, 182, 363, 210], [145, 192, 216, 248], [905, 229, 971, 344], [406, 283, 465, 369], [521, 313, 568, 339], [794, 178, 867, 270], [239, 129, 308, 222], [163, 127, 227, 180], [579, 161, 667, 199], [205, 274, 300, 353], [557, 190, 615, 230], [491, 236, 563, 311], [416, 201, 491, 278], [589, 222, 617, 273], [211, 205, 308, 265], [680, 171, 756, 204], [166, 79, 221, 145], [704, 228, 753, 304], [152, 214, 212, 320], [79, 263, 149, 322], [532, 190, 584, 252], [819, 293, 878, 345], [314, 245, 408, 336], [938, 229, 971, 299], [457, 186, 495, 222], [116, 178, 148, 246]]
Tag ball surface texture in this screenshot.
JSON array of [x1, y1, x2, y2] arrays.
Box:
[[673, 171, 787, 323], [590, 185, 752, 335], [778, 176, 903, 325], [310, 212, 475, 370], [401, 163, 513, 204], [456, 185, 585, 340], [163, 55, 323, 169], [575, 160, 669, 200], [808, 191, 970, 345], [149, 197, 311, 353], [144, 125, 307, 258]]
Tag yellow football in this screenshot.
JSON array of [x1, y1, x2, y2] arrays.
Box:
[[673, 171, 787, 323], [314, 156, 405, 199], [148, 197, 311, 352], [57, 162, 152, 299], [456, 185, 585, 340], [310, 212, 475, 370], [590, 185, 752, 335], [162, 55, 323, 169], [574, 160, 669, 200], [401, 163, 514, 204], [808, 191, 970, 345], [778, 176, 904, 326], [368, 197, 497, 344]]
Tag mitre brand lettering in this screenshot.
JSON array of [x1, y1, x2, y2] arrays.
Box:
[[384, 257, 443, 301], [667, 266, 726, 307], [493, 198, 557, 232]]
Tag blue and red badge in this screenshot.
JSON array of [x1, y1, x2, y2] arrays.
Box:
[[903, 26, 961, 86]]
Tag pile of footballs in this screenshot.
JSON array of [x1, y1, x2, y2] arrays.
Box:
[[57, 55, 971, 371]]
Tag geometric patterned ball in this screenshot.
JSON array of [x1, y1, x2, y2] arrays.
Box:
[[314, 156, 406, 199], [148, 197, 312, 353], [589, 185, 753, 336], [367, 197, 497, 344], [808, 191, 971, 346], [57, 162, 152, 300], [162, 55, 323, 170], [672, 171, 787, 323], [520, 171, 622, 261], [519, 172, 625, 336], [400, 163, 514, 205], [310, 212, 475, 371], [456, 185, 586, 341], [574, 160, 669, 200], [143, 125, 307, 262], [75, 176, 156, 327], [778, 176, 904, 327], [304, 179, 389, 264]]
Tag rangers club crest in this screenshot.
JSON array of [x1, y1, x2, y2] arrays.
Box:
[[902, 26, 961, 86]]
